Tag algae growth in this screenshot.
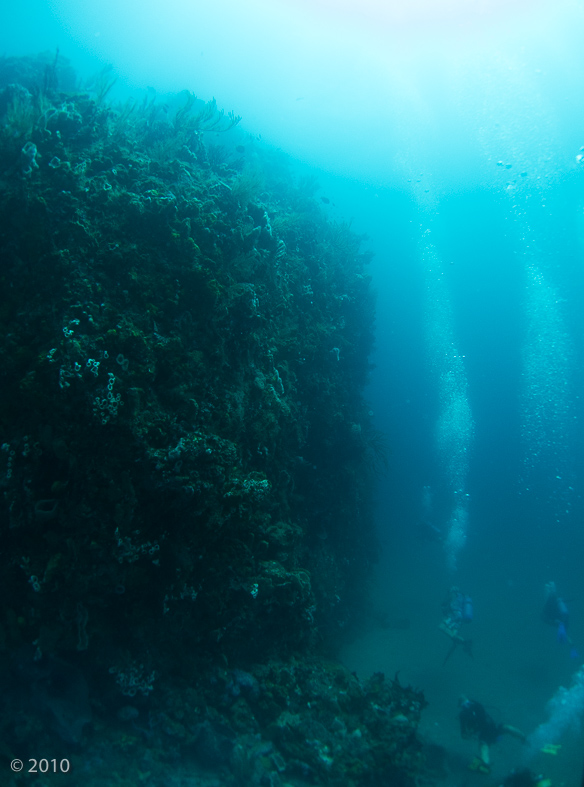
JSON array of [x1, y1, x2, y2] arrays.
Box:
[[0, 52, 425, 786]]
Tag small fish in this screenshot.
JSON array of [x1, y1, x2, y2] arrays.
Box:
[[321, 196, 330, 204], [235, 145, 245, 153]]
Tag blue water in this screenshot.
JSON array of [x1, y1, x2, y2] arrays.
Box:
[[3, 1, 584, 783]]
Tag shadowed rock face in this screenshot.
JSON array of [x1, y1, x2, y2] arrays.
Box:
[[0, 54, 427, 787], [10, 648, 92, 744]]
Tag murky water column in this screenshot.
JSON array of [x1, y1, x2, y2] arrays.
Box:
[[422, 240, 474, 570], [520, 259, 574, 510], [471, 54, 575, 510]]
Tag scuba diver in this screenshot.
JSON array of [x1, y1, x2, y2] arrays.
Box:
[[542, 581, 578, 657], [458, 696, 527, 775], [439, 585, 473, 664]]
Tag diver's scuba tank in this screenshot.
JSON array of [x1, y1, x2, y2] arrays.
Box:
[[462, 595, 473, 623]]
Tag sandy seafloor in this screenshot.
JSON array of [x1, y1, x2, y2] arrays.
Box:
[[341, 538, 584, 787]]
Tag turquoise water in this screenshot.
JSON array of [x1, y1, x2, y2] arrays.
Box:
[[3, 1, 584, 784]]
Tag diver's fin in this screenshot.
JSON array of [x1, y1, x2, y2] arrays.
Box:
[[468, 756, 490, 774], [442, 639, 459, 666], [541, 743, 561, 755]]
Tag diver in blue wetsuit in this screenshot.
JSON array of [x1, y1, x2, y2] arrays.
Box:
[[542, 581, 577, 656]]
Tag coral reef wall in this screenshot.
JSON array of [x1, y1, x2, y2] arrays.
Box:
[[0, 54, 424, 787]]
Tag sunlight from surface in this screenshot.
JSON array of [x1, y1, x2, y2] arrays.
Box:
[[286, 0, 549, 41], [11, 0, 584, 188]]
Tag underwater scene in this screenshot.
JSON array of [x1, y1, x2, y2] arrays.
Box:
[[1, 1, 584, 786]]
